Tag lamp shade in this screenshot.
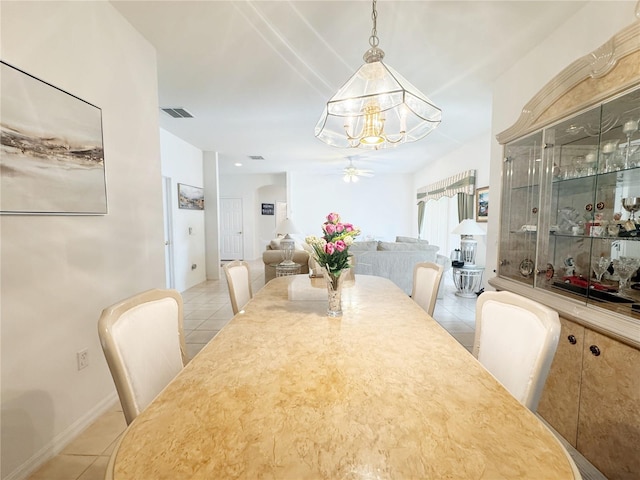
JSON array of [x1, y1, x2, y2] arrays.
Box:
[[452, 219, 486, 236], [275, 218, 300, 236]]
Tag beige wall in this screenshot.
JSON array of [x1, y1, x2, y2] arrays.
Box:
[[1, 2, 165, 478]]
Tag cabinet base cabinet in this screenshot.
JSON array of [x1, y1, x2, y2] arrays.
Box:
[[538, 317, 640, 480], [537, 317, 583, 446], [577, 329, 640, 480]]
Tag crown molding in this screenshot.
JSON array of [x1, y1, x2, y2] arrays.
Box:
[[497, 19, 640, 145]]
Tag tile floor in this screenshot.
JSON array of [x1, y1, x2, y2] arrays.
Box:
[[26, 260, 477, 480]]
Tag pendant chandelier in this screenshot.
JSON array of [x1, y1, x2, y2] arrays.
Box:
[[315, 0, 442, 149]]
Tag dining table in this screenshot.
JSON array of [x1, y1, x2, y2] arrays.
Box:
[[109, 274, 578, 479]]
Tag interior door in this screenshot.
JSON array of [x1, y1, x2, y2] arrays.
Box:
[[162, 176, 175, 289], [220, 197, 243, 260]]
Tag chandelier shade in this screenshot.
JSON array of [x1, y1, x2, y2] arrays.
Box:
[[315, 62, 441, 149], [315, 0, 441, 149]]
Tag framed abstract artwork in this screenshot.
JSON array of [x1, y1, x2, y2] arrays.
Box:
[[476, 186, 489, 222], [178, 183, 204, 210], [0, 61, 107, 214]]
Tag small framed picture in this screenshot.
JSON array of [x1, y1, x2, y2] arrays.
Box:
[[476, 186, 488, 222], [178, 183, 204, 210], [261, 203, 274, 215]]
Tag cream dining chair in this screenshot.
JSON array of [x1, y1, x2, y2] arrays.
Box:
[[411, 262, 444, 316], [473, 290, 561, 412], [223, 260, 253, 315], [98, 288, 188, 425]]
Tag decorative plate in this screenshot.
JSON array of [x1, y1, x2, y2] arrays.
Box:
[[545, 263, 554, 280], [519, 258, 534, 277]]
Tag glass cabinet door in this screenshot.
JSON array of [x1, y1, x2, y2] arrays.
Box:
[[499, 131, 543, 286], [537, 106, 601, 301], [587, 89, 640, 315]]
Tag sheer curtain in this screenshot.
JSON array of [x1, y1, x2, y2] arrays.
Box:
[[423, 196, 460, 258], [417, 170, 476, 256]]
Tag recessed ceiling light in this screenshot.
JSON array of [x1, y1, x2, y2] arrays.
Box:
[[234, 162, 243, 167]]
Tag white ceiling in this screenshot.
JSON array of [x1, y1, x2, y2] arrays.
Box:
[[111, 1, 586, 176]]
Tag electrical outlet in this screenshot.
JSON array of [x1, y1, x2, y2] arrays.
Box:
[[77, 349, 89, 370]]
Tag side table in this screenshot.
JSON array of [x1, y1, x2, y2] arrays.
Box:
[[274, 262, 302, 277], [452, 265, 484, 298]]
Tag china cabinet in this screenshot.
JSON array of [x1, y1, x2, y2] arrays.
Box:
[[499, 87, 640, 319], [491, 19, 640, 480]]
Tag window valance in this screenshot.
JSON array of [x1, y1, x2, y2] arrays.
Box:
[[416, 169, 476, 203]]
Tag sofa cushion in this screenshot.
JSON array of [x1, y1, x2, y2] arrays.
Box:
[[378, 241, 436, 252], [350, 240, 379, 252], [352, 248, 439, 295]]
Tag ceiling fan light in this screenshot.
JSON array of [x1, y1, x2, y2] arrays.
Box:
[[343, 173, 359, 183]]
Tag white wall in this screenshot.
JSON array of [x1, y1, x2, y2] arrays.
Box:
[[488, 1, 638, 287], [204, 152, 221, 279], [219, 173, 286, 259], [413, 133, 491, 268], [289, 172, 415, 242], [0, 3, 165, 479], [159, 129, 206, 291]]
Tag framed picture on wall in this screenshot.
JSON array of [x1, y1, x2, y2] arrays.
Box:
[[0, 61, 107, 214], [476, 186, 488, 222], [178, 183, 204, 210]]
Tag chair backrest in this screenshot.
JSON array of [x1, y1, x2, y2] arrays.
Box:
[[473, 291, 561, 411], [98, 289, 187, 425], [411, 262, 444, 316], [223, 260, 253, 314]]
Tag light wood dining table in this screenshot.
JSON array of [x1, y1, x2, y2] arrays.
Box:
[[110, 274, 578, 479]]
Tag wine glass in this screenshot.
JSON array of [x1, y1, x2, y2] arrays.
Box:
[[622, 197, 640, 222], [592, 256, 610, 283], [601, 139, 619, 173], [613, 257, 640, 293], [622, 119, 639, 169], [573, 155, 586, 177]]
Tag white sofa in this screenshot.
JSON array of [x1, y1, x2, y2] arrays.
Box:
[[350, 238, 450, 296]]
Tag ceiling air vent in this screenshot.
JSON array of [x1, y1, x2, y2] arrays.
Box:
[[248, 155, 264, 160], [161, 107, 194, 118]]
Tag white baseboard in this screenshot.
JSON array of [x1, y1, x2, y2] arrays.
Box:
[[5, 393, 119, 480]]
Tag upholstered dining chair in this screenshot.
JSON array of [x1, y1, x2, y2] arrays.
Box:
[[411, 262, 444, 316], [473, 291, 561, 412], [98, 288, 188, 425], [223, 260, 253, 315]]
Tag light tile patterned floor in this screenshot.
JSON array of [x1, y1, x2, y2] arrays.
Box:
[[27, 260, 477, 480]]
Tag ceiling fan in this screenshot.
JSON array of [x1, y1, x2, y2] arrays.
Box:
[[342, 158, 374, 183]]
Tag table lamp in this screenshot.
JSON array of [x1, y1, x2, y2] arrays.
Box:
[[275, 218, 300, 265], [451, 219, 486, 266]]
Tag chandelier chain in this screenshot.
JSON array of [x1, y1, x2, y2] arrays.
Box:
[[369, 0, 379, 48]]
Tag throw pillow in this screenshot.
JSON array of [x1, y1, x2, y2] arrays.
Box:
[[395, 236, 418, 243], [269, 237, 282, 249], [350, 240, 379, 252]]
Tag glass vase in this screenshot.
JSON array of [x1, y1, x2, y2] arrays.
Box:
[[323, 268, 347, 317]]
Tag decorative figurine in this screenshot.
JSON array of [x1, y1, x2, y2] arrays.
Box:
[[564, 256, 576, 277]]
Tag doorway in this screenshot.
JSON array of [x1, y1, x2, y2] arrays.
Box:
[[220, 197, 244, 260]]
